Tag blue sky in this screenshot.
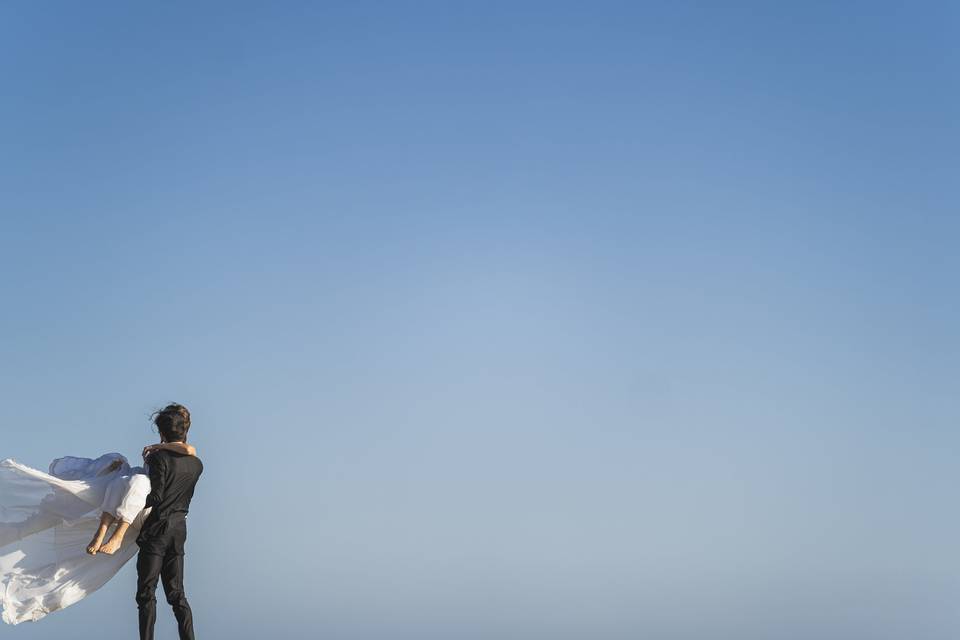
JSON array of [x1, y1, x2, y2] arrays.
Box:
[[1, 2, 958, 639]]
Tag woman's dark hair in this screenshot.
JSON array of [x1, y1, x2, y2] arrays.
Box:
[[152, 403, 191, 443]]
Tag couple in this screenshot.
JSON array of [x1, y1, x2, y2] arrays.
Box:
[[0, 403, 203, 640]]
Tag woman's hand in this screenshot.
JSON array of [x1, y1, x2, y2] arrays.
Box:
[[142, 444, 163, 460], [97, 458, 125, 476]]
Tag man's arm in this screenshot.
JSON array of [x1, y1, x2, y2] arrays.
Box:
[[144, 452, 169, 509]]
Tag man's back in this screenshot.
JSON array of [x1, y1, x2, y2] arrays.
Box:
[[143, 449, 203, 523]]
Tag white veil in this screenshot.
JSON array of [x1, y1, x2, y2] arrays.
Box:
[[0, 455, 146, 624]]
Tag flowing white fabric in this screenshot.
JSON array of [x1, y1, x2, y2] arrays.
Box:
[[0, 453, 151, 624]]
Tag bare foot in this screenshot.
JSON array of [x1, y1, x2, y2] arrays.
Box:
[[98, 528, 127, 555], [98, 537, 121, 554], [87, 530, 107, 555]]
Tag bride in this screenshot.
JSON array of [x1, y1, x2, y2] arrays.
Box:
[[0, 423, 197, 624]]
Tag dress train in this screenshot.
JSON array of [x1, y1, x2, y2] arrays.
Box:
[[0, 454, 150, 624]]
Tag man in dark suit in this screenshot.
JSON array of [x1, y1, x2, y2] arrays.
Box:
[[136, 404, 204, 640]]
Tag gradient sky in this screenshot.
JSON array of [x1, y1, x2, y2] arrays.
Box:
[[1, 2, 958, 639]]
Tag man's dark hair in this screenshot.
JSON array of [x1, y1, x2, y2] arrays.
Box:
[[152, 403, 191, 442]]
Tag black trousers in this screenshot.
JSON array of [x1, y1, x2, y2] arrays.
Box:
[[136, 513, 194, 640]]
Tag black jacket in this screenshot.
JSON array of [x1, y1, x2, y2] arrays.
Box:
[[136, 449, 203, 546]]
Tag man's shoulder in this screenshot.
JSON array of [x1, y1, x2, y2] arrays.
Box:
[[173, 451, 203, 475], [147, 449, 172, 464], [149, 449, 202, 470]]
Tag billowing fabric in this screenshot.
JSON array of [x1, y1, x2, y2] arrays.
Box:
[[0, 454, 151, 624]]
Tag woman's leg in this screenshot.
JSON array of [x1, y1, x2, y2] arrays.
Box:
[[99, 473, 150, 555], [98, 518, 131, 555], [87, 512, 116, 555], [96, 472, 150, 555]]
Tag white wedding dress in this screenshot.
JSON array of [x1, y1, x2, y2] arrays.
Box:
[[0, 453, 151, 624]]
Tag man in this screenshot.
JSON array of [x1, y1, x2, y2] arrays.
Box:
[[136, 404, 204, 640]]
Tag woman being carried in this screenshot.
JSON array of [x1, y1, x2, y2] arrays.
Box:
[[0, 403, 197, 625], [86, 439, 196, 555]]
